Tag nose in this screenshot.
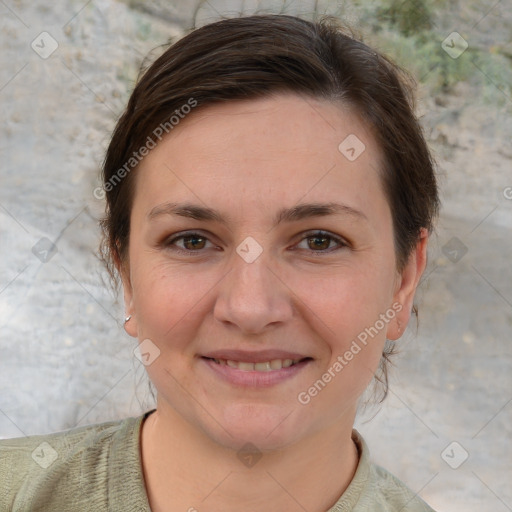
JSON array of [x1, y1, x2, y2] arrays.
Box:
[[213, 247, 294, 335]]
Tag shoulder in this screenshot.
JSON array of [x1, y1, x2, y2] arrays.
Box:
[[365, 463, 436, 511], [344, 430, 437, 512], [0, 414, 147, 511]]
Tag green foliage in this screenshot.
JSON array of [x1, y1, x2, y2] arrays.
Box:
[[470, 51, 512, 107], [343, 0, 512, 107], [373, 31, 473, 90], [376, 0, 433, 36]]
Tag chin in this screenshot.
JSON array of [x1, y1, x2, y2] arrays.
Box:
[[207, 402, 305, 451]]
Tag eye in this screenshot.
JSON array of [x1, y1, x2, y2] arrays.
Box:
[[164, 232, 215, 254], [163, 230, 348, 255], [295, 230, 348, 254]]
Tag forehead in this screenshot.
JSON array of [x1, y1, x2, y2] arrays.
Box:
[[133, 93, 388, 225], [159, 93, 379, 164]]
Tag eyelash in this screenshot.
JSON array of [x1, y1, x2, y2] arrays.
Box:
[[163, 230, 348, 256]]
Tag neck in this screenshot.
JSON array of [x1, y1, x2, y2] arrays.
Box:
[[140, 404, 359, 512]]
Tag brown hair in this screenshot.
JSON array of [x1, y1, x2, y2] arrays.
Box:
[[99, 13, 439, 401]]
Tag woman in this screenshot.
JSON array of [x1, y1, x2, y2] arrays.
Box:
[[0, 14, 439, 512]]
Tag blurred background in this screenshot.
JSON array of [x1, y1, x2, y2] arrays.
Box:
[[0, 1, 511, 510]]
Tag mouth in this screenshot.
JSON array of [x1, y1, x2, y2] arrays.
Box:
[[202, 356, 312, 372], [200, 352, 314, 387]]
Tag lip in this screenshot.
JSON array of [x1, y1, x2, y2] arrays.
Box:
[[200, 356, 313, 388], [201, 349, 310, 363]]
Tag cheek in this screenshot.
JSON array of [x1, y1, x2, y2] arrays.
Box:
[[301, 262, 395, 337], [130, 256, 214, 345], [292, 261, 393, 389]]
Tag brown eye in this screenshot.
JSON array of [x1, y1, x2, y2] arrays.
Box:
[[297, 231, 347, 254], [165, 232, 213, 253], [307, 234, 331, 251], [181, 234, 207, 251]]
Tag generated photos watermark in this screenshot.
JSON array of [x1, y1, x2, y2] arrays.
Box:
[[297, 301, 403, 405], [93, 98, 198, 200]]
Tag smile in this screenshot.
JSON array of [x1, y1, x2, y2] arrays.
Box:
[[207, 357, 304, 371], [201, 356, 313, 387]]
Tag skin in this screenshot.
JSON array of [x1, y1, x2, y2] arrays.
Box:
[[120, 92, 428, 512]]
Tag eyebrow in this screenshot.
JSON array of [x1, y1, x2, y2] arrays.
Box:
[[147, 201, 368, 226]]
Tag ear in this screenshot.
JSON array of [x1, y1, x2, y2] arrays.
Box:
[[386, 228, 429, 340], [116, 255, 138, 338]]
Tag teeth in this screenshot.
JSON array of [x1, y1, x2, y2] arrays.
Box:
[[270, 359, 283, 370], [254, 361, 271, 371], [211, 358, 302, 371], [238, 362, 256, 371]]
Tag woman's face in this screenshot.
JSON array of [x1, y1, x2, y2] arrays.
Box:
[[122, 93, 426, 450]]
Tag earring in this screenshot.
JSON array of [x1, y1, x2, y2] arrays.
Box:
[[124, 315, 132, 324]]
